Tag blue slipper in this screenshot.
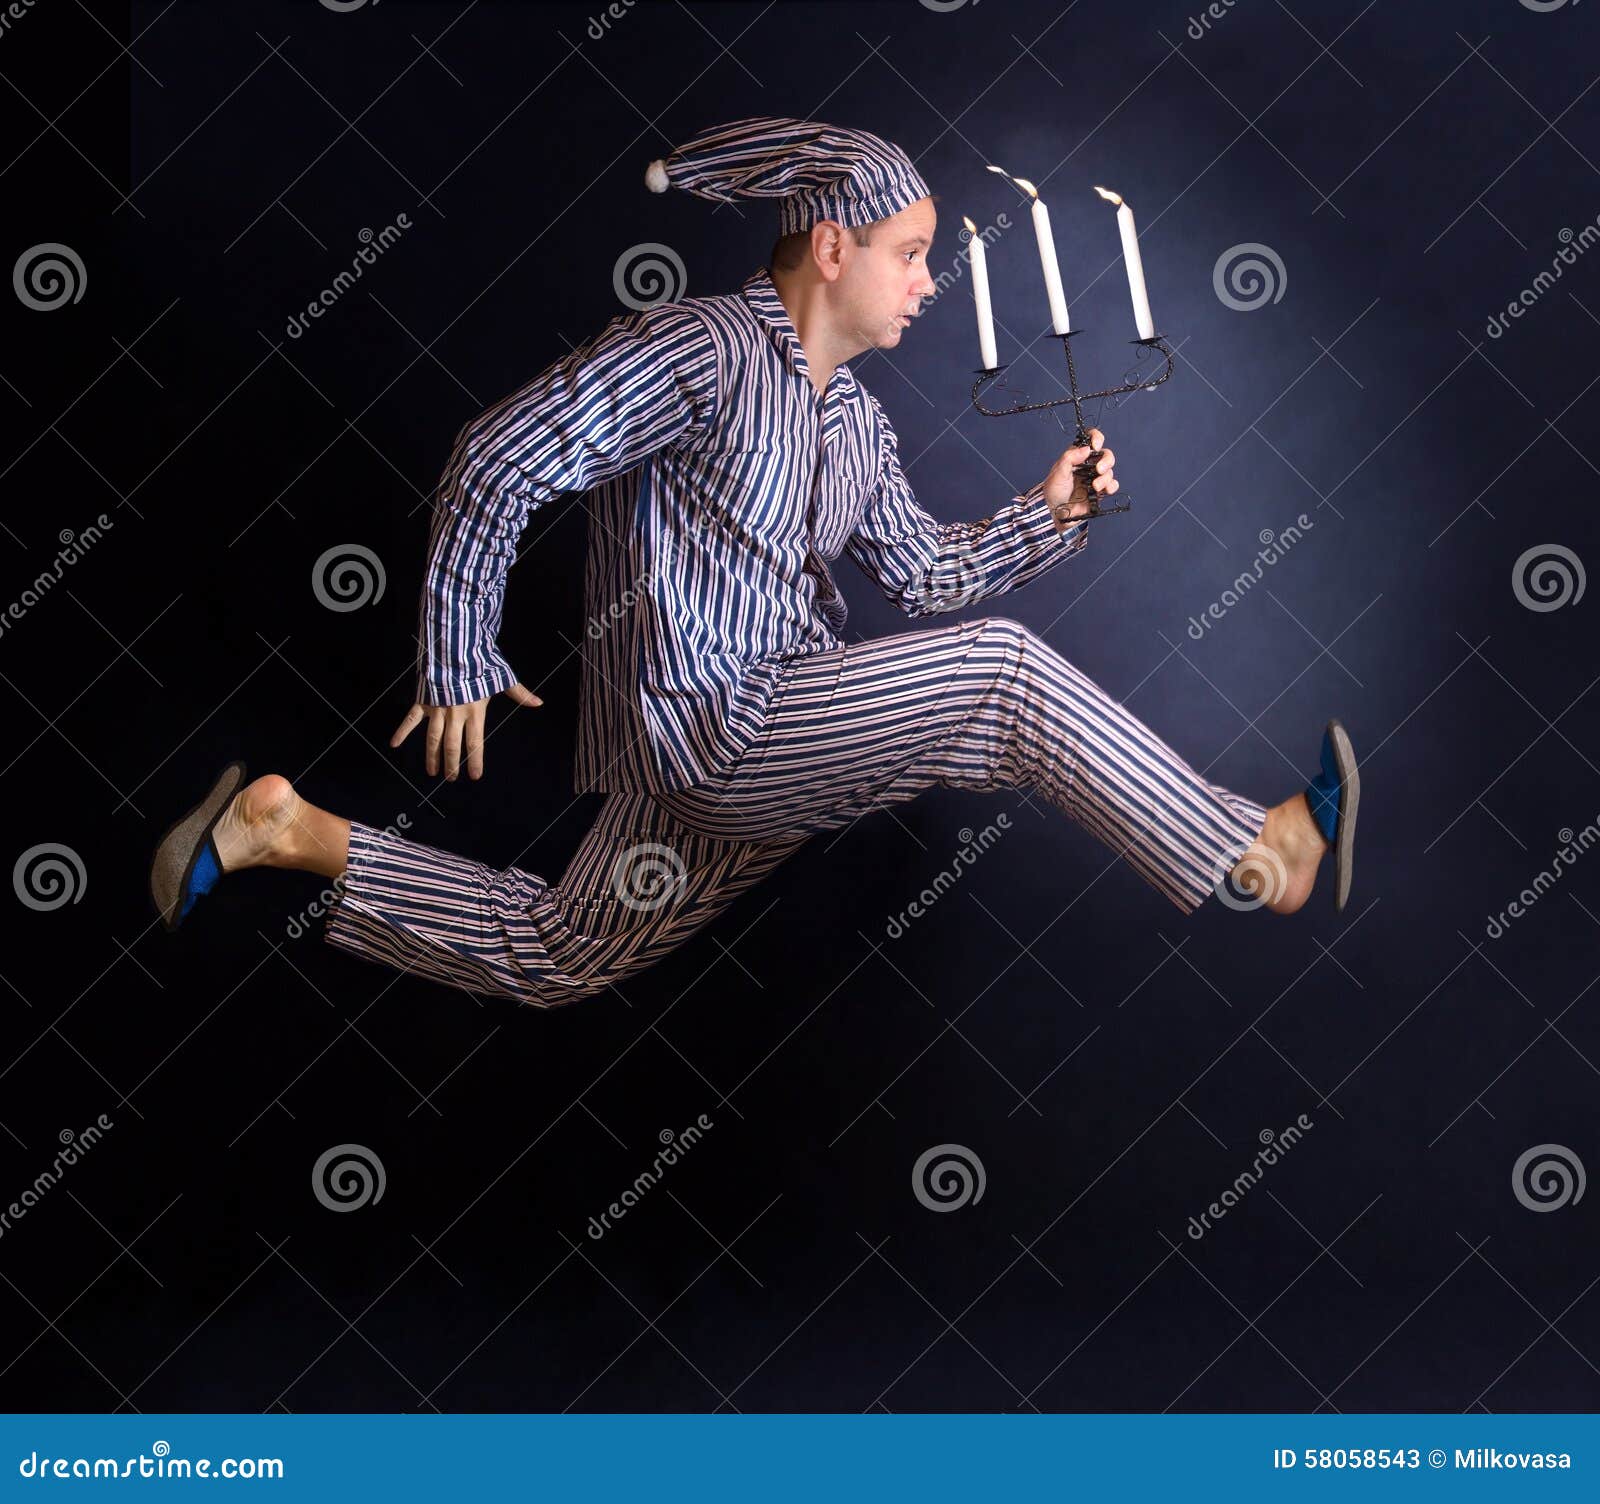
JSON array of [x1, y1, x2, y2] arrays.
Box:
[[150, 760, 248, 932], [1302, 720, 1358, 913]]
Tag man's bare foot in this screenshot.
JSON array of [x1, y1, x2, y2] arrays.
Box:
[[1223, 793, 1329, 915], [211, 775, 308, 874]]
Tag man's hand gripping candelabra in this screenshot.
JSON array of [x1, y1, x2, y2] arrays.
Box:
[[967, 175, 1174, 533]]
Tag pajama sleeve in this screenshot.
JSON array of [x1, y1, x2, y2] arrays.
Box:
[[843, 392, 1088, 620], [416, 304, 720, 707]]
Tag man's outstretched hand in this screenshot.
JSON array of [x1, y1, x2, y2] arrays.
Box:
[[390, 682, 543, 781], [1042, 427, 1117, 526]]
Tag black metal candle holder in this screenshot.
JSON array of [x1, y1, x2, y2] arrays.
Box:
[[972, 329, 1175, 529]]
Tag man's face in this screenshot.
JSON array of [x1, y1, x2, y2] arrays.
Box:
[[838, 196, 938, 353]]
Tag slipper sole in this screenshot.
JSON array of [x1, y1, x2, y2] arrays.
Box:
[[150, 760, 248, 933], [1326, 719, 1358, 914]]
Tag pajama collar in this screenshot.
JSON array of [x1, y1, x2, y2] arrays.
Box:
[[739, 265, 858, 398]]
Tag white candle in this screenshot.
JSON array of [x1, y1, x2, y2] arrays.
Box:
[[988, 167, 1069, 335], [1095, 186, 1155, 340], [963, 215, 998, 370], [1022, 180, 1070, 334]]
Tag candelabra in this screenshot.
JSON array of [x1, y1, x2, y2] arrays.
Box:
[[971, 329, 1176, 529]]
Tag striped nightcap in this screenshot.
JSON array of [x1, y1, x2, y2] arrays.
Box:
[[644, 115, 931, 236]]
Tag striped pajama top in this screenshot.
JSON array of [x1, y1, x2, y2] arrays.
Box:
[[416, 264, 1091, 795]]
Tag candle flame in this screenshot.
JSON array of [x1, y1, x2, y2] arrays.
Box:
[[962, 215, 978, 234], [986, 165, 1038, 199], [1093, 185, 1123, 206]]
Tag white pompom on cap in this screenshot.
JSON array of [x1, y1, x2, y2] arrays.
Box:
[[645, 159, 671, 194]]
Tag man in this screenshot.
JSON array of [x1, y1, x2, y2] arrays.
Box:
[[152, 117, 1358, 1008]]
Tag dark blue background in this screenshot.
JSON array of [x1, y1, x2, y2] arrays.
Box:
[[3, 0, 1598, 1413]]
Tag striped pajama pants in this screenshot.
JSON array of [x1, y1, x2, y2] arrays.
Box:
[[323, 616, 1269, 1008]]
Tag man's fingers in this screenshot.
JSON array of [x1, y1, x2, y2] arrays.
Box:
[[466, 702, 486, 780], [502, 681, 543, 707], [391, 703, 425, 748], [424, 709, 444, 778], [441, 706, 466, 781]]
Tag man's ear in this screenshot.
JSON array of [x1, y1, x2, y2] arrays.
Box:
[[812, 220, 846, 282]]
